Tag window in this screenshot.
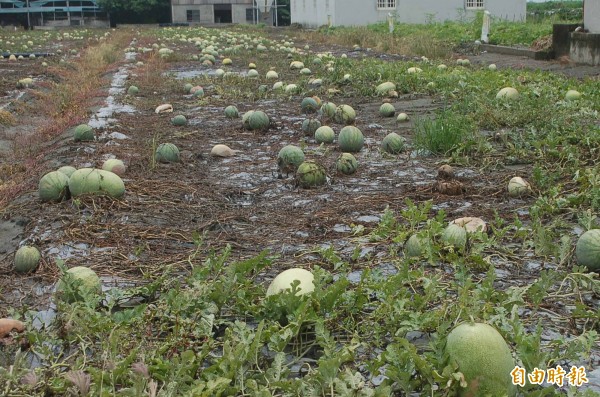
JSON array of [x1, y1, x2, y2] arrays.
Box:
[[377, 0, 395, 10], [466, 0, 484, 9], [246, 8, 259, 21], [186, 9, 200, 22]]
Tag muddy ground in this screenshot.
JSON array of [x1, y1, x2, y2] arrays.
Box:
[[0, 27, 599, 389]]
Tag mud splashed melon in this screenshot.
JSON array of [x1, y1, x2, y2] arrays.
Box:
[[446, 322, 517, 397], [39, 171, 70, 202], [575, 229, 600, 272], [338, 126, 364, 153], [336, 153, 358, 175], [73, 124, 95, 142], [381, 133, 405, 154], [302, 118, 321, 135], [56, 266, 102, 303], [296, 161, 327, 188], [69, 168, 125, 198], [14, 246, 41, 273], [314, 126, 335, 144], [334, 105, 356, 125], [266, 268, 314, 296], [155, 143, 180, 163], [277, 145, 305, 175]]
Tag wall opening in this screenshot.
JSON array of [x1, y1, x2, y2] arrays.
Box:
[[214, 4, 232, 23]]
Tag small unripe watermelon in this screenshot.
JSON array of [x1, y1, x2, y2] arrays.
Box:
[[441, 224, 467, 248], [73, 124, 95, 142], [69, 168, 125, 198], [102, 159, 126, 176], [224, 105, 239, 118], [155, 143, 180, 163], [405, 234, 427, 257], [338, 126, 364, 153], [266, 268, 314, 296], [565, 90, 581, 101], [315, 126, 335, 144], [397, 112, 409, 122], [56, 266, 102, 302], [336, 153, 358, 175], [183, 83, 193, 93], [277, 145, 305, 175], [14, 246, 41, 273], [446, 322, 517, 397], [171, 115, 187, 126], [302, 118, 321, 135], [39, 171, 70, 202], [379, 103, 396, 117], [127, 85, 139, 96], [296, 161, 326, 188], [575, 229, 600, 272], [381, 132, 405, 154]]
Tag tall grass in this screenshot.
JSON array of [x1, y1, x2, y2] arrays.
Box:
[[413, 111, 476, 155]]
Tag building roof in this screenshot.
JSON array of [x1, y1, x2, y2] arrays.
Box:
[[0, 0, 102, 14]]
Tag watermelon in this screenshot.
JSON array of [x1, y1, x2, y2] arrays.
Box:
[[565, 90, 581, 101], [379, 103, 395, 117], [171, 115, 187, 126], [155, 143, 180, 163], [102, 159, 126, 176], [338, 126, 364, 153], [39, 171, 70, 202], [507, 177, 531, 197], [247, 69, 259, 78], [301, 97, 319, 113], [14, 246, 41, 273], [56, 266, 102, 303], [381, 132, 405, 154], [336, 153, 358, 175], [315, 126, 335, 144], [127, 86, 139, 96], [296, 161, 327, 188], [190, 86, 204, 97], [376, 82, 396, 96], [334, 105, 356, 125], [266, 70, 279, 80], [405, 234, 427, 258], [575, 229, 600, 272], [57, 166, 77, 178], [73, 124, 95, 142], [266, 268, 314, 296], [302, 118, 321, 136], [69, 168, 125, 198], [183, 83, 193, 94], [224, 105, 239, 118], [397, 113, 409, 122], [446, 322, 517, 397], [277, 145, 305, 175], [243, 110, 270, 131], [441, 224, 467, 248], [320, 102, 337, 118], [496, 87, 519, 100]]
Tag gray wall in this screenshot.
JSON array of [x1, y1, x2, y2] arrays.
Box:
[[171, 0, 253, 24], [290, 0, 526, 27], [585, 0, 600, 33]]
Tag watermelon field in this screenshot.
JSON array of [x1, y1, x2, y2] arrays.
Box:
[[0, 25, 599, 396]]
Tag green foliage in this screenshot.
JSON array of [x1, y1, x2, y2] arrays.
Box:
[[413, 110, 477, 155]]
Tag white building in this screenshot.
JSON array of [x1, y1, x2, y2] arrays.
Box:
[[584, 0, 599, 33], [171, 0, 273, 25], [290, 0, 527, 28]]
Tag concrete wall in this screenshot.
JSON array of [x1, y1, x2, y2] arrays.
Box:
[[171, 1, 253, 24], [570, 32, 600, 65], [585, 0, 600, 33], [290, 0, 526, 27]]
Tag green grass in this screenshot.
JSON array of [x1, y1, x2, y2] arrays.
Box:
[[413, 110, 477, 155]]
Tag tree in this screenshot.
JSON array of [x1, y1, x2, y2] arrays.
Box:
[[276, 0, 291, 26], [97, 0, 171, 23]]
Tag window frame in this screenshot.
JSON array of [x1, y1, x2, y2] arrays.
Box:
[[376, 0, 396, 11], [465, 0, 484, 10], [186, 9, 200, 22]]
